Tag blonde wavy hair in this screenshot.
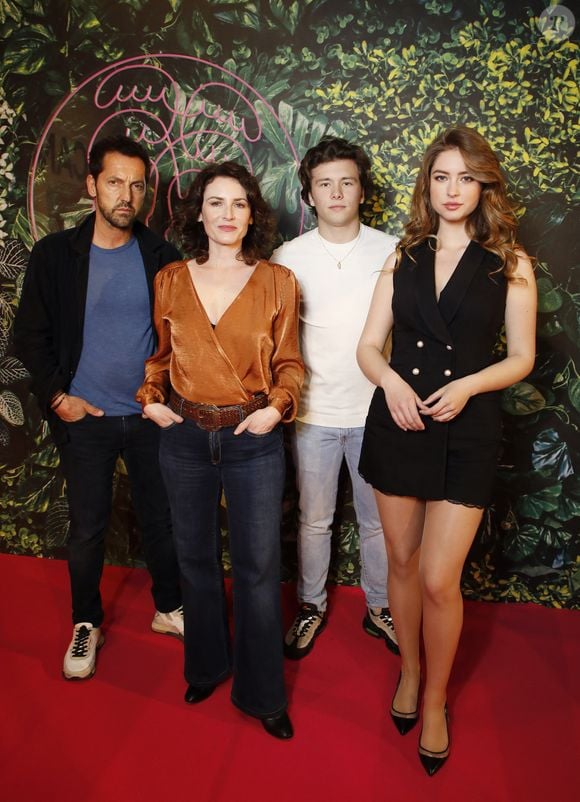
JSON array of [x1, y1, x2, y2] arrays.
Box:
[[398, 126, 523, 280]]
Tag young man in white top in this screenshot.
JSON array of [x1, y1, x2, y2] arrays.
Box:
[[273, 137, 399, 659]]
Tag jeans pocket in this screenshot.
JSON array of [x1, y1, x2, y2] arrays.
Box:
[[65, 414, 89, 425], [160, 421, 178, 430], [243, 424, 283, 440]]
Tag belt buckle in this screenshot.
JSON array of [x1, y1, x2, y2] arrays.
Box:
[[197, 405, 221, 432]]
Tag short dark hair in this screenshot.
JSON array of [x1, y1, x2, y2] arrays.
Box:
[[88, 135, 151, 183], [171, 162, 277, 264], [298, 136, 373, 209]]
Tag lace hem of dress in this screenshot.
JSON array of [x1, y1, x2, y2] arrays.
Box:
[[446, 498, 485, 510]]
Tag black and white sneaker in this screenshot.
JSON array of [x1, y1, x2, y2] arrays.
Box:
[[284, 603, 326, 660], [363, 606, 400, 655]]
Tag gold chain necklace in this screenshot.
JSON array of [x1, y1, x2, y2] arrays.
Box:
[[317, 228, 362, 269]]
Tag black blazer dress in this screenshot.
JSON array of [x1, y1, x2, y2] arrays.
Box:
[[359, 240, 507, 508]]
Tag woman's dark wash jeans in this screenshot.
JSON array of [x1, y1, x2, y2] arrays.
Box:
[[159, 419, 287, 718]]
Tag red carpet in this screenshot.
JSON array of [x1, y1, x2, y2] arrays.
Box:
[[1, 552, 578, 802]]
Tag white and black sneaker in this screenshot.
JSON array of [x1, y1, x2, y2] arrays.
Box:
[[62, 622, 105, 680], [284, 603, 326, 660], [363, 607, 400, 655]]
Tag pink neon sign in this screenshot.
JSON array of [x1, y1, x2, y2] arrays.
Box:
[[28, 54, 305, 240]]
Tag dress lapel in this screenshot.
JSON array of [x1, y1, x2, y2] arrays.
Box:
[[413, 241, 453, 345], [438, 240, 488, 326]]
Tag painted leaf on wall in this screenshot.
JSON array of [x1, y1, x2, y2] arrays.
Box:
[[0, 239, 28, 279], [502, 382, 546, 415], [0, 390, 24, 425], [0, 357, 28, 384], [531, 428, 574, 481], [568, 378, 580, 414], [516, 484, 561, 520]]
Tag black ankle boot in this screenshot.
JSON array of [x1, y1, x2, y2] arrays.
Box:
[[261, 711, 294, 740], [184, 683, 216, 704]]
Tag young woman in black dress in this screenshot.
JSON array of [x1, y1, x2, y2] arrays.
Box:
[[357, 127, 536, 774]]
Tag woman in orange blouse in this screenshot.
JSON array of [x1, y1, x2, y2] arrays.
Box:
[[137, 162, 303, 739]]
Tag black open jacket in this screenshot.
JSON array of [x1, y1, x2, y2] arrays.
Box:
[[12, 213, 181, 443]]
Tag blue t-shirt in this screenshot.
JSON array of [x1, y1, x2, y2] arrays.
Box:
[[69, 237, 154, 415]]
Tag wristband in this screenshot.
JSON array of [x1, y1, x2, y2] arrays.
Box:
[[50, 389, 65, 404], [51, 393, 67, 411]]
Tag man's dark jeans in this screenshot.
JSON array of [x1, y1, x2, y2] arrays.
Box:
[[159, 419, 287, 719], [58, 414, 181, 627]]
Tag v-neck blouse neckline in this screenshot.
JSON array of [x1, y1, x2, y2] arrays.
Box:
[[186, 259, 261, 329]]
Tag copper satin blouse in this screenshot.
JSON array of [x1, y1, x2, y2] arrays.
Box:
[[136, 259, 304, 421]]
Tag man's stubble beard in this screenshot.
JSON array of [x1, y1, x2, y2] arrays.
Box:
[[97, 201, 137, 230]]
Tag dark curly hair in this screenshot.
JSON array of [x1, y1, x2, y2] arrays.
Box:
[[298, 136, 373, 212], [171, 162, 277, 264]]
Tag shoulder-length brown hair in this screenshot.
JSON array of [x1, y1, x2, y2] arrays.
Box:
[[399, 126, 522, 279], [171, 162, 277, 264]]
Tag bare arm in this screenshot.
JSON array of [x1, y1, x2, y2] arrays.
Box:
[[424, 254, 537, 422], [357, 253, 428, 431]]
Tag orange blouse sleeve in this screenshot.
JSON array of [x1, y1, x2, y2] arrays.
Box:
[[267, 266, 304, 421], [135, 265, 175, 406]]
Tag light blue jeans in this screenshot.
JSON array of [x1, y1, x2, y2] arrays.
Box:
[[291, 421, 388, 612]]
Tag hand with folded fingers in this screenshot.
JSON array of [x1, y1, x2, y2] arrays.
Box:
[[142, 402, 184, 428], [382, 372, 430, 431], [422, 378, 473, 423], [54, 394, 104, 422], [234, 405, 282, 435]]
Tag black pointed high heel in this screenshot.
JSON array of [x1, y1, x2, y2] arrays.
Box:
[[418, 706, 450, 776], [390, 672, 419, 736]]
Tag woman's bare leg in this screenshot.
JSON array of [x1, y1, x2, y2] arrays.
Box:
[[419, 500, 483, 751], [374, 491, 425, 712]]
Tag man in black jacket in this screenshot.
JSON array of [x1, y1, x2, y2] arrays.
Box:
[[14, 135, 183, 680]]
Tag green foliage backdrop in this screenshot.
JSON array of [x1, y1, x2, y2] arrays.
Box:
[[0, 0, 578, 607]]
